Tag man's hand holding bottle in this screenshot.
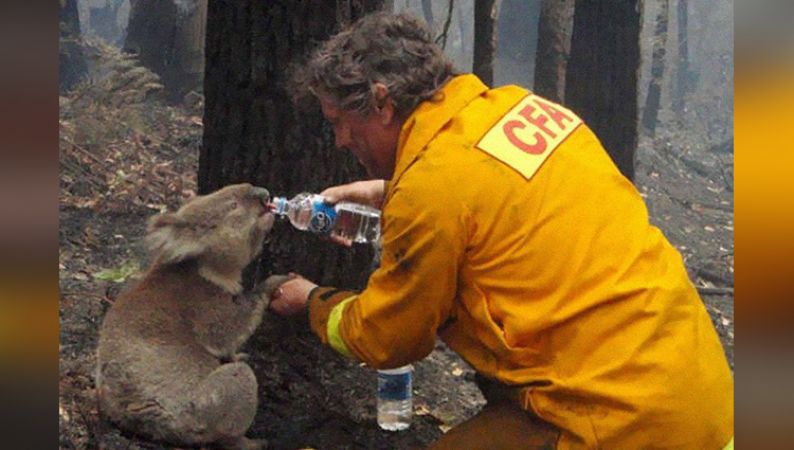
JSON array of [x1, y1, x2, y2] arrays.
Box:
[[269, 179, 386, 316]]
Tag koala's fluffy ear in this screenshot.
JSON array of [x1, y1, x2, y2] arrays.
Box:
[[145, 212, 207, 265]]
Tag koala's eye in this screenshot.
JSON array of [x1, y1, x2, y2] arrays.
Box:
[[229, 201, 239, 210]]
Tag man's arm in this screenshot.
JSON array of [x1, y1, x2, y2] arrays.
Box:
[[271, 180, 466, 368]]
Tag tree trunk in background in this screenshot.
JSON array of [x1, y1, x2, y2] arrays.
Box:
[[176, 0, 207, 95], [456, 2, 472, 68], [532, 0, 574, 102], [495, 0, 540, 88], [201, 1, 385, 290], [59, 0, 87, 93], [641, 0, 669, 136], [125, 0, 206, 101], [473, 0, 496, 86], [88, 0, 124, 46], [421, 0, 435, 31], [672, 0, 689, 113], [565, 0, 641, 181]]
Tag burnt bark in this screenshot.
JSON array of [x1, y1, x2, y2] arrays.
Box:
[[201, 1, 385, 290], [473, 0, 496, 86], [565, 0, 641, 181], [59, 0, 87, 93], [533, 0, 574, 101], [641, 0, 669, 136]]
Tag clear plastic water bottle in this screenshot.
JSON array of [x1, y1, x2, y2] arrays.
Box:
[[270, 192, 381, 244], [377, 365, 413, 431]]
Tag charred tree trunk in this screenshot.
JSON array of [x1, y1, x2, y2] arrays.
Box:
[[495, 0, 540, 87], [125, 0, 206, 101], [201, 1, 384, 290], [59, 0, 87, 93], [473, 0, 496, 86], [641, 0, 669, 136], [533, 0, 574, 102], [565, 0, 641, 181], [672, 0, 689, 113]]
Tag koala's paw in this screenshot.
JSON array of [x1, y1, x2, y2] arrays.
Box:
[[255, 275, 293, 299]]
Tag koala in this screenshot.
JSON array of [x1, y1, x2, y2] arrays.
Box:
[[96, 183, 288, 450]]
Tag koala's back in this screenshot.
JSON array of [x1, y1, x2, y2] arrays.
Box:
[[96, 264, 221, 428]]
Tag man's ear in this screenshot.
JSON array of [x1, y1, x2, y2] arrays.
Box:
[[373, 82, 395, 125]]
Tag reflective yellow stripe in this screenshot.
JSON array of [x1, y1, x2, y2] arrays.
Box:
[[327, 295, 357, 359], [722, 437, 734, 450]]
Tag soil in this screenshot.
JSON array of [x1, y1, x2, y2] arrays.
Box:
[[59, 89, 733, 450]]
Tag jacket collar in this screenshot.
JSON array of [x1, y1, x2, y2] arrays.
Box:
[[386, 74, 489, 198]]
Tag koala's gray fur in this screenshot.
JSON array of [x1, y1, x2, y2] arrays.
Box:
[[96, 183, 287, 450]]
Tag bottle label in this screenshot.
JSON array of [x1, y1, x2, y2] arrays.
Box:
[[309, 199, 337, 234], [378, 371, 412, 401]]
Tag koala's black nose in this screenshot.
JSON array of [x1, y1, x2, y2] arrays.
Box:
[[251, 186, 270, 202]]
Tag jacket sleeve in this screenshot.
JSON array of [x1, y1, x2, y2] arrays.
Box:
[[309, 181, 466, 369]]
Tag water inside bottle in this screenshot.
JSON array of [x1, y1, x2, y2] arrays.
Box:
[[332, 202, 381, 244], [377, 399, 412, 431]]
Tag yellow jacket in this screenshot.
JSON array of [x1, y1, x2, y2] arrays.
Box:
[[309, 74, 733, 449]]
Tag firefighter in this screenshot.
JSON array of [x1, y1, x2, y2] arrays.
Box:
[[270, 11, 733, 450]]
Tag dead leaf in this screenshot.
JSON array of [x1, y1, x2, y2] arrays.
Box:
[[93, 261, 140, 283], [415, 404, 431, 416]]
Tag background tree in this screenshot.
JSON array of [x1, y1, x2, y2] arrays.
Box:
[[495, 0, 540, 88], [456, 0, 473, 68], [472, 0, 496, 86], [87, 0, 125, 46], [672, 0, 690, 114], [124, 0, 206, 101], [533, 0, 574, 102], [421, 0, 435, 32], [60, 0, 87, 93], [641, 0, 670, 136], [565, 0, 641, 181], [201, 1, 385, 290]]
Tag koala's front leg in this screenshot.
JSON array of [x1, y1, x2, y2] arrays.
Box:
[[199, 275, 293, 359]]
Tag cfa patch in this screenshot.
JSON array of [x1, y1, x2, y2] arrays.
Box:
[[476, 93, 583, 180]]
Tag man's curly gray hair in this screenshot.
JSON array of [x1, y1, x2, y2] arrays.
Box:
[[291, 12, 459, 119]]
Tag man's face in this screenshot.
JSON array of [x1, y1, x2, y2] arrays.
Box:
[[319, 95, 399, 179]]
